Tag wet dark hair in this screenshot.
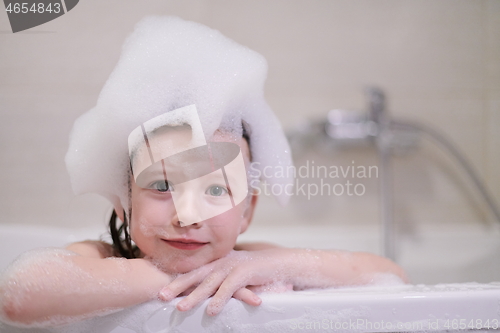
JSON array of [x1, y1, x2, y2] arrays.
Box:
[[109, 209, 139, 258], [109, 122, 252, 258]]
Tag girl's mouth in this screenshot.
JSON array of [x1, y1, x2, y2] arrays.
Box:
[[162, 239, 208, 250]]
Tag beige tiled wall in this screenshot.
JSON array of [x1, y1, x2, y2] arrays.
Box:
[[0, 0, 498, 229], [486, 0, 500, 204]]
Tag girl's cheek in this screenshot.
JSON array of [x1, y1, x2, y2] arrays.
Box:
[[137, 218, 158, 238], [136, 194, 175, 217]]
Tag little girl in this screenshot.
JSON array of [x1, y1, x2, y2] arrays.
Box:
[[0, 16, 407, 327]]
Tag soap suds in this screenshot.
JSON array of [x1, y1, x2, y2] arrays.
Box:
[[65, 16, 293, 213], [0, 248, 126, 328]]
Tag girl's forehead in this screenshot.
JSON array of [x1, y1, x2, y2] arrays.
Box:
[[130, 127, 251, 184]]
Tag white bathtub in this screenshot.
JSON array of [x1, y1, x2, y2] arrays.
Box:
[[1, 223, 500, 333]]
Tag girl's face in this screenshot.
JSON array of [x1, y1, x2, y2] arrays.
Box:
[[129, 130, 256, 274]]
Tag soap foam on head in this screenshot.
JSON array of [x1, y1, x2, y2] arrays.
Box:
[[65, 16, 293, 212]]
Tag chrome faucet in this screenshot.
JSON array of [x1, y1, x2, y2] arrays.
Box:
[[366, 87, 397, 260], [288, 86, 500, 261]]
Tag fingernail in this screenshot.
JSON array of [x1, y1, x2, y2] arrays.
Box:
[[160, 289, 172, 300], [177, 302, 189, 312]]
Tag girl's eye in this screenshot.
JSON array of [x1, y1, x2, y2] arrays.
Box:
[[150, 180, 172, 192], [206, 185, 228, 197]]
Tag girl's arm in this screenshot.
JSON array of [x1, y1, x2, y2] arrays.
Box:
[[160, 248, 408, 315], [234, 242, 280, 251], [0, 241, 172, 325]]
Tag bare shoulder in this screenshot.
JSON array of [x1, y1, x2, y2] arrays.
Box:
[[65, 240, 115, 258]]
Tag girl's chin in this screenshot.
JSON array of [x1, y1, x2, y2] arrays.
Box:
[[161, 259, 210, 275], [149, 250, 231, 274]]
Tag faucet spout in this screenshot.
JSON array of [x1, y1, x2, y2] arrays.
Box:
[[365, 86, 396, 261]]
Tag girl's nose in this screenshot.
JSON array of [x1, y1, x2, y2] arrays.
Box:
[[171, 207, 200, 228], [174, 219, 199, 228], [171, 189, 203, 227]]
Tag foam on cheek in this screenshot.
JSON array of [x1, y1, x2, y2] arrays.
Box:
[[137, 216, 163, 238], [65, 16, 293, 214]]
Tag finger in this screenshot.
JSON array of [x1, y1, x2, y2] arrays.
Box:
[[206, 270, 250, 316], [233, 287, 262, 307], [248, 282, 293, 293], [247, 285, 266, 293], [159, 266, 212, 301], [176, 270, 227, 312]]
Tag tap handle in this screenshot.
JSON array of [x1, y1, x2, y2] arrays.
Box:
[[365, 86, 386, 123]]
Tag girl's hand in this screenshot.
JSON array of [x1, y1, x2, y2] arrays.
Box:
[[157, 248, 408, 316], [158, 249, 293, 316]]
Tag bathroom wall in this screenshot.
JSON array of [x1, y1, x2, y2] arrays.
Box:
[[0, 1, 499, 233]]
